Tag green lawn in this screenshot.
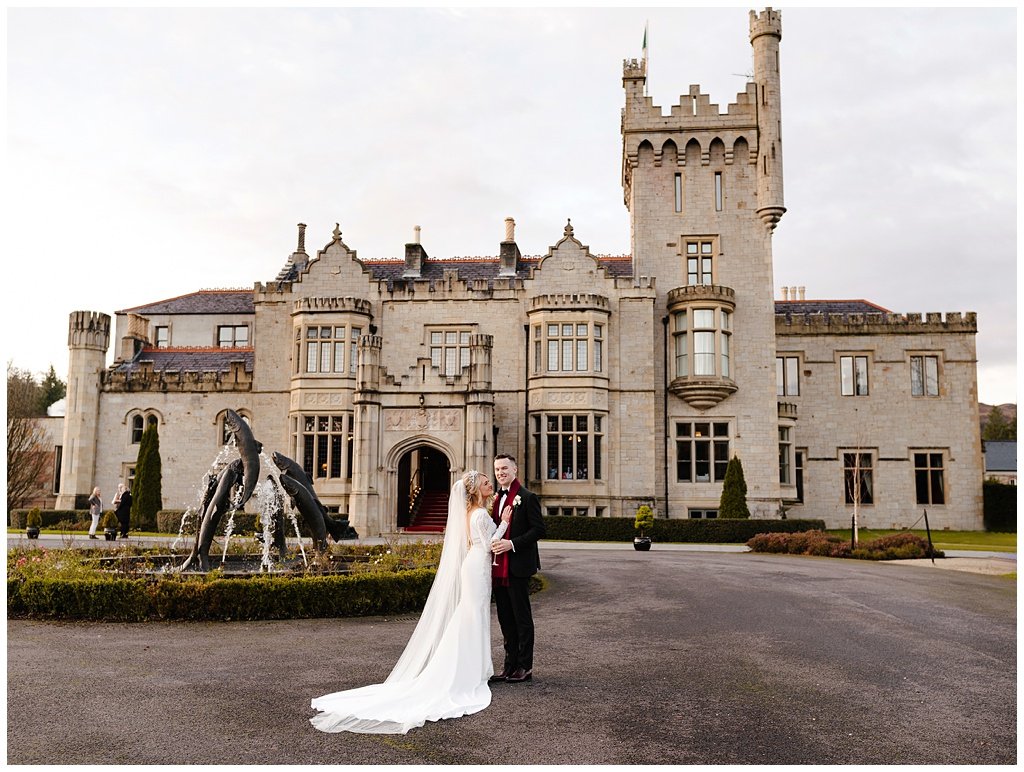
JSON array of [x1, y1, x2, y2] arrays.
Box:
[[826, 529, 1016, 553]]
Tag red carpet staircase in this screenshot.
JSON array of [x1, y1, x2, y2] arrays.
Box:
[[404, 490, 448, 533]]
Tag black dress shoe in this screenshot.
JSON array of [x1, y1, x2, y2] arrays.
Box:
[[488, 669, 511, 684], [505, 668, 532, 683]]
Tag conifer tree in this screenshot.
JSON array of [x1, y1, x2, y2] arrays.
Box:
[[131, 424, 163, 531], [983, 405, 1016, 440], [718, 456, 750, 519], [37, 365, 66, 415]]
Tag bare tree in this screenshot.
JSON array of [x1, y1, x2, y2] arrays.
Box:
[[7, 363, 50, 513]]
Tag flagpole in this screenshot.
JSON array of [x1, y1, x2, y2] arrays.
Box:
[[642, 21, 649, 97]]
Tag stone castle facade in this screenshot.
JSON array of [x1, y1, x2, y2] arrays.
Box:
[[55, 9, 984, 532]]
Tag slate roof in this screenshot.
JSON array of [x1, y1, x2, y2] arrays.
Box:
[[983, 440, 1017, 473], [110, 348, 254, 374], [119, 289, 254, 315], [275, 254, 635, 286], [774, 299, 892, 318]]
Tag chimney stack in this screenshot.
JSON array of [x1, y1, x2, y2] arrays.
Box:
[[499, 217, 521, 277]]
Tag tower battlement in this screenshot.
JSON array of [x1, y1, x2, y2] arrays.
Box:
[[775, 311, 978, 335], [67, 310, 111, 351], [749, 7, 782, 42]]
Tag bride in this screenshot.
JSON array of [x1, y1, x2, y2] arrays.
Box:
[[310, 470, 510, 734]]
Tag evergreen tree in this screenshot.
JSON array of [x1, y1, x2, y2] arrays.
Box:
[[37, 365, 66, 415], [131, 424, 163, 531], [983, 405, 1016, 440], [718, 456, 750, 519]]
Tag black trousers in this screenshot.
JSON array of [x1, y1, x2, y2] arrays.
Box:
[[116, 511, 130, 536], [494, 574, 535, 672]]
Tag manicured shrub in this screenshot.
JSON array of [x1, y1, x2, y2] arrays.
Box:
[[718, 456, 750, 519], [131, 425, 163, 532], [634, 505, 654, 537], [747, 530, 943, 561], [25, 509, 42, 528]]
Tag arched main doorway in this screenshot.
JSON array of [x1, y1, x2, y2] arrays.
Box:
[[396, 446, 452, 530]]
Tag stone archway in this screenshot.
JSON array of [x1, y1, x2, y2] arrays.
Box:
[[396, 445, 452, 527]]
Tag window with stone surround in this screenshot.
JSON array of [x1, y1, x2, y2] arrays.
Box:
[[546, 506, 590, 517], [914, 451, 946, 505], [672, 307, 732, 378], [154, 325, 169, 348], [429, 329, 471, 376], [296, 414, 354, 481], [778, 426, 793, 485], [840, 355, 869, 396], [688, 508, 718, 519], [129, 411, 159, 444], [795, 449, 806, 503], [843, 451, 874, 506], [534, 322, 604, 374], [776, 356, 800, 396], [684, 238, 716, 285], [675, 421, 730, 483], [217, 325, 249, 348], [299, 325, 360, 375], [910, 355, 940, 397], [532, 413, 603, 481]]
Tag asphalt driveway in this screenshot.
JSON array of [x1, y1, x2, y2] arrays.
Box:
[[7, 546, 1016, 764]]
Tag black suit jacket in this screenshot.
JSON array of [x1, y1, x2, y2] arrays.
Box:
[[504, 484, 545, 577]]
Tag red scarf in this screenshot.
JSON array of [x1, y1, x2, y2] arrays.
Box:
[[491, 479, 520, 586]]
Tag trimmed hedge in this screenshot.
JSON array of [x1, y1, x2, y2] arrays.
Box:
[[983, 480, 1016, 533], [9, 510, 87, 529], [543, 515, 825, 543], [7, 567, 437, 622]]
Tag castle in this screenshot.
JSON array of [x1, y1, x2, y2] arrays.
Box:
[[54, 9, 983, 533]]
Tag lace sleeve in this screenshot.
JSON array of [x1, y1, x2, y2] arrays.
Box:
[[470, 509, 496, 546], [493, 519, 508, 540]]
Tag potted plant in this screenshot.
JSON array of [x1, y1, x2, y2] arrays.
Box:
[[25, 508, 42, 539], [633, 504, 654, 551], [101, 511, 119, 541]]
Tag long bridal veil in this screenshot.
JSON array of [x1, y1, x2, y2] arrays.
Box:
[[309, 477, 474, 733], [384, 478, 469, 682]]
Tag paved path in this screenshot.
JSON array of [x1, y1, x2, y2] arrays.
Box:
[[7, 545, 1015, 764]]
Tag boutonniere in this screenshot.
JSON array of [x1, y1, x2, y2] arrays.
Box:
[[513, 495, 522, 508]]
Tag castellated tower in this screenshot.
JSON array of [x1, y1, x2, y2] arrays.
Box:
[[55, 311, 111, 509], [621, 8, 784, 517]]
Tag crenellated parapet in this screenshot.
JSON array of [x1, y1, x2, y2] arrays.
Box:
[[68, 310, 111, 351], [749, 7, 782, 42], [293, 296, 373, 314], [775, 311, 978, 336], [102, 360, 252, 393], [529, 293, 610, 312], [668, 284, 736, 309]]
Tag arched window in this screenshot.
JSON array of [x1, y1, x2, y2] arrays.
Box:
[[131, 415, 145, 444]]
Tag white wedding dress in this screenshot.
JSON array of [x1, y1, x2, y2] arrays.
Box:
[[310, 491, 506, 734]]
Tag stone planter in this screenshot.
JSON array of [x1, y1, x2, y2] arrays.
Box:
[[633, 536, 652, 551], [103, 528, 118, 541], [26, 527, 40, 539]]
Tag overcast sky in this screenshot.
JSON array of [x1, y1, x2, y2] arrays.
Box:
[[5, 5, 1017, 405]]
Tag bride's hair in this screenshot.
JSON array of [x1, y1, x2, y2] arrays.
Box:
[[462, 469, 491, 513]]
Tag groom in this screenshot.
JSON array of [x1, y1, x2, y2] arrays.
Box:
[[489, 453, 546, 683]]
